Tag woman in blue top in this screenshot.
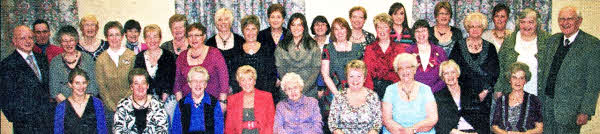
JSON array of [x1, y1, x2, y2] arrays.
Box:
[[171, 66, 224, 134], [54, 68, 108, 134], [382, 53, 438, 134]]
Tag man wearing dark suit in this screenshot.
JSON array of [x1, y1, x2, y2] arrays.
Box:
[[0, 25, 53, 133], [538, 6, 600, 134]]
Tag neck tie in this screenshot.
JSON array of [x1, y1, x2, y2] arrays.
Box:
[[27, 55, 42, 81], [564, 39, 570, 47]]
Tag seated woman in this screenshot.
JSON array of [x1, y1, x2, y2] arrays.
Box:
[[274, 72, 322, 133], [492, 62, 543, 133], [328, 60, 381, 134], [54, 68, 108, 133], [382, 53, 437, 134], [225, 65, 275, 134], [434, 60, 484, 134], [171, 66, 224, 134], [113, 68, 168, 133]]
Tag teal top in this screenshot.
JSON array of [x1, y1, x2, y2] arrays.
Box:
[[382, 82, 435, 134]]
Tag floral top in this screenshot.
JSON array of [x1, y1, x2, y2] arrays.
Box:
[[328, 89, 382, 134], [113, 96, 169, 134]]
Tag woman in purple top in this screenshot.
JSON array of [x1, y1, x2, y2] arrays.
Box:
[[407, 20, 447, 93], [274, 72, 322, 134], [174, 23, 229, 109]]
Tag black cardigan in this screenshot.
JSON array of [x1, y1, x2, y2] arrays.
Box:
[[206, 33, 245, 88], [434, 86, 491, 134], [134, 48, 177, 95]]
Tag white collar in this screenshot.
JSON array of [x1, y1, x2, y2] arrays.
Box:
[[15, 49, 34, 60], [107, 47, 126, 56], [564, 29, 580, 44]]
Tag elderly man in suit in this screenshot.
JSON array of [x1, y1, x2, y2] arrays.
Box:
[[0, 25, 54, 133], [538, 6, 600, 134]]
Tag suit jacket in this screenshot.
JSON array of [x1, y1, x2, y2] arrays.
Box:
[[95, 49, 136, 111], [225, 89, 275, 134], [538, 30, 600, 126], [0, 51, 52, 123], [494, 30, 550, 94]]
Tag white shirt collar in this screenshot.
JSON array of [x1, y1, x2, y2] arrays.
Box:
[[15, 49, 34, 60], [107, 47, 126, 67], [564, 29, 580, 45]]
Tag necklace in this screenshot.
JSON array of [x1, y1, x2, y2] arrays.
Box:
[[399, 82, 414, 100], [133, 97, 148, 109], [351, 32, 364, 41], [219, 33, 232, 45], [70, 95, 88, 107], [189, 46, 204, 59]]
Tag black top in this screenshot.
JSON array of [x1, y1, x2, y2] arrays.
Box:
[[64, 97, 98, 134], [206, 33, 245, 88], [257, 27, 289, 51], [230, 42, 277, 94], [449, 39, 498, 111], [134, 48, 177, 95], [134, 108, 149, 133], [428, 26, 464, 45], [76, 40, 110, 61], [434, 86, 490, 134]]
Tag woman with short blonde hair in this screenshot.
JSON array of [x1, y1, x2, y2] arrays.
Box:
[[77, 14, 109, 60]]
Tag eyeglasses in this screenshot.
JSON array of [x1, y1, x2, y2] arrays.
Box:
[[187, 34, 205, 38], [558, 17, 579, 22]]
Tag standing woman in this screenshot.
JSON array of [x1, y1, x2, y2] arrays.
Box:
[[232, 15, 278, 101], [206, 8, 245, 90], [449, 12, 499, 134], [328, 60, 381, 134], [482, 4, 512, 52], [321, 17, 364, 95], [258, 3, 288, 49], [407, 20, 447, 93], [161, 14, 189, 57], [348, 6, 376, 47], [382, 53, 438, 134], [95, 21, 137, 130], [134, 24, 176, 102], [113, 68, 169, 133], [388, 2, 414, 44], [54, 68, 108, 134], [364, 13, 408, 99], [76, 14, 109, 60], [494, 8, 550, 97], [50, 25, 99, 103], [275, 13, 322, 99], [173, 23, 229, 109], [430, 2, 464, 56], [225, 66, 275, 134], [311, 15, 331, 51]]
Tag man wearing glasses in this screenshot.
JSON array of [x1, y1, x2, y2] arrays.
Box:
[[32, 19, 64, 62]]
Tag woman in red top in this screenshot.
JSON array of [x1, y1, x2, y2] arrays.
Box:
[[225, 65, 275, 134], [364, 13, 409, 100]]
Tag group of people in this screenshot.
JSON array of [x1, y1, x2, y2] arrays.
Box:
[[0, 1, 599, 134]]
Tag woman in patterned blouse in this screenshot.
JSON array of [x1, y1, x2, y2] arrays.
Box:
[[328, 60, 381, 134], [348, 6, 375, 47], [274, 72, 323, 134]]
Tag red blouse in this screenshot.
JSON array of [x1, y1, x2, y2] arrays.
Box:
[[363, 39, 409, 89]]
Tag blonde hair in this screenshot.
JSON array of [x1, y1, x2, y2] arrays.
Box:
[[236, 65, 257, 81], [187, 66, 210, 82], [143, 24, 162, 39], [215, 8, 234, 24], [79, 14, 99, 30], [463, 12, 488, 31], [439, 60, 461, 78], [345, 60, 367, 77], [393, 53, 418, 72], [280, 72, 304, 90], [373, 13, 393, 28]]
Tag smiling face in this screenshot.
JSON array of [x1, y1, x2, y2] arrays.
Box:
[[290, 18, 304, 38], [467, 21, 484, 39], [313, 22, 328, 36], [414, 27, 429, 44], [130, 75, 149, 99], [106, 28, 123, 48], [12, 26, 34, 53], [269, 11, 284, 29], [392, 7, 406, 26], [243, 24, 259, 42], [396, 61, 416, 81], [216, 16, 232, 33], [375, 22, 391, 39], [186, 28, 205, 49], [237, 74, 256, 93], [493, 10, 508, 30], [33, 23, 50, 44], [346, 69, 365, 89], [441, 66, 459, 86], [60, 34, 78, 53], [519, 13, 537, 37], [558, 8, 582, 37], [144, 31, 161, 50], [126, 29, 140, 43], [82, 20, 98, 37], [68, 75, 89, 97], [436, 8, 451, 26], [170, 21, 186, 40], [350, 10, 366, 29], [283, 82, 303, 101], [188, 73, 208, 97], [510, 70, 527, 92], [333, 23, 348, 42]]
